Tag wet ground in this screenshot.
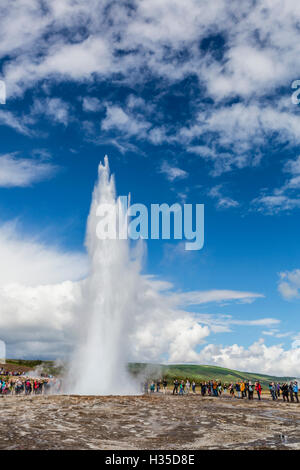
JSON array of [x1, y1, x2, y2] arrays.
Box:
[[0, 393, 299, 449]]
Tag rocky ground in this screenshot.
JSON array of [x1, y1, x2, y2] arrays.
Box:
[[0, 393, 299, 450]]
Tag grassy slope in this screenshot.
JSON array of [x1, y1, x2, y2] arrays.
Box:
[[128, 363, 295, 388]]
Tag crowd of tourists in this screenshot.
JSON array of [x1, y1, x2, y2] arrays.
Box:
[[0, 376, 61, 395], [144, 378, 299, 402], [0, 367, 26, 377]]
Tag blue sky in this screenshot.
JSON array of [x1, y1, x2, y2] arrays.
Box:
[[0, 0, 300, 375]]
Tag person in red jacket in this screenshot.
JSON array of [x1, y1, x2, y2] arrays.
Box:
[[255, 381, 262, 400]]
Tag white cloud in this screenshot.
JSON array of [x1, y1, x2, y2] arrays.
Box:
[[173, 289, 263, 306], [208, 185, 239, 209], [101, 104, 151, 137], [82, 96, 102, 112], [0, 109, 31, 135], [195, 339, 300, 377], [191, 314, 280, 333], [2, 1, 300, 187], [159, 161, 188, 182], [292, 333, 300, 348], [31, 97, 70, 126], [184, 102, 300, 175], [262, 329, 291, 338], [0, 221, 88, 286], [253, 195, 300, 214], [0, 1, 298, 106], [232, 319, 280, 327], [0, 153, 57, 187], [278, 269, 300, 300], [253, 155, 300, 213], [0, 220, 88, 358]]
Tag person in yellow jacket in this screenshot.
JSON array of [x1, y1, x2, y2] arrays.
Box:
[[240, 381, 245, 398]]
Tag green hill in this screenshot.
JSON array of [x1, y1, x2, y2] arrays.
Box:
[[128, 363, 296, 388]]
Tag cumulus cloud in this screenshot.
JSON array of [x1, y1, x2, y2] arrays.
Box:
[[0, 220, 88, 358], [184, 102, 300, 175], [195, 339, 300, 377], [0, 153, 58, 187], [0, 221, 88, 287], [2, 0, 300, 193], [2, 1, 299, 100]]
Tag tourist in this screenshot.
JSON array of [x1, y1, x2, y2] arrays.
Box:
[[162, 379, 168, 394], [235, 381, 241, 398], [293, 381, 299, 403], [25, 379, 32, 395], [240, 381, 245, 398], [276, 383, 281, 398], [192, 381, 196, 393], [281, 383, 289, 402], [173, 379, 179, 395], [248, 381, 254, 400], [289, 382, 294, 402], [185, 379, 190, 394], [245, 381, 249, 397], [269, 382, 276, 400], [179, 380, 184, 395], [150, 381, 155, 393], [255, 381, 262, 400]]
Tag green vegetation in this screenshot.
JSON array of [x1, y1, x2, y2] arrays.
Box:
[[128, 363, 295, 388]]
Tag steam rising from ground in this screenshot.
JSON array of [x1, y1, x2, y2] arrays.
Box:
[[67, 157, 141, 394]]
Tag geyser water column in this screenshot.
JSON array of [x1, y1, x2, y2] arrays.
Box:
[[68, 156, 140, 395]]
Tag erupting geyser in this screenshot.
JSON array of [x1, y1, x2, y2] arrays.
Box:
[[67, 156, 140, 395]]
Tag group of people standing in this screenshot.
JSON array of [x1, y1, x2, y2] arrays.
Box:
[[144, 378, 299, 403], [0, 376, 61, 395], [230, 380, 261, 399], [171, 379, 261, 399], [270, 381, 299, 402]]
